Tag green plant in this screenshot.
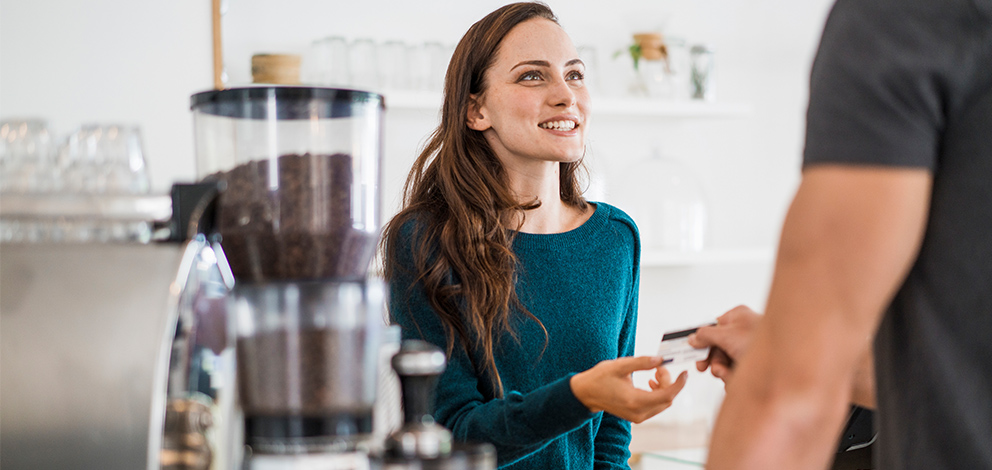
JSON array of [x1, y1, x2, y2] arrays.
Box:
[[613, 43, 645, 71]]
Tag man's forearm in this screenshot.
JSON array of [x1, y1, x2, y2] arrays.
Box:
[[705, 275, 866, 469], [705, 167, 930, 469], [850, 348, 876, 410]]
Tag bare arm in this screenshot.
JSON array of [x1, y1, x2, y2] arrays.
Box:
[[705, 165, 931, 469], [850, 347, 876, 410]]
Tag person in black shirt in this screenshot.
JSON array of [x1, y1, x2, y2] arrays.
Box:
[[689, 0, 992, 468]]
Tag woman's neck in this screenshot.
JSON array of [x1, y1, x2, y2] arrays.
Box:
[[502, 160, 590, 234]]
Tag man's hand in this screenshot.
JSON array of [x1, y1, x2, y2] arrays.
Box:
[[689, 305, 763, 385], [571, 356, 688, 423]]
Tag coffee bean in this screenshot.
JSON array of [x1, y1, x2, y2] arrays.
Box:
[[209, 153, 376, 281]]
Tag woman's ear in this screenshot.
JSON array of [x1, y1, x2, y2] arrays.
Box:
[[466, 94, 490, 131]]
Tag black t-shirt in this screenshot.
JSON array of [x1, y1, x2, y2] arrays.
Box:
[[803, 0, 992, 468]]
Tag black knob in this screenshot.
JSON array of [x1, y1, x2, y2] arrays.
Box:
[[392, 340, 446, 426], [386, 340, 452, 459]]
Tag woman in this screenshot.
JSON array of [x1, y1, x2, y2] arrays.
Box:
[[381, 3, 687, 468]]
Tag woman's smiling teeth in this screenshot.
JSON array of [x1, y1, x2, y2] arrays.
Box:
[[539, 120, 577, 131]]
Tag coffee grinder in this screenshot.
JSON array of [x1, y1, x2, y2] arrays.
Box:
[[0, 86, 494, 470], [184, 86, 495, 470], [185, 86, 386, 469]]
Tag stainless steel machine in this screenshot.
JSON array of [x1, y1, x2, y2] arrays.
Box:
[[0, 86, 494, 470]]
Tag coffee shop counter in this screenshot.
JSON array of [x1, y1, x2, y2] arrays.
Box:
[[628, 420, 709, 469]]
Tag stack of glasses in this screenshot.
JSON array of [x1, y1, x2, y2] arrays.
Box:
[[0, 119, 154, 243], [303, 37, 453, 93]]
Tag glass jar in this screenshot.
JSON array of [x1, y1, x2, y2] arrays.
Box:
[[613, 151, 708, 252], [690, 45, 716, 101], [190, 86, 385, 282], [231, 279, 385, 454]]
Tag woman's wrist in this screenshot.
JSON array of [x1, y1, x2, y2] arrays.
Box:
[[569, 371, 602, 413]]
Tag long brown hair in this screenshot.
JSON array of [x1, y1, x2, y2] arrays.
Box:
[[381, 2, 588, 397]]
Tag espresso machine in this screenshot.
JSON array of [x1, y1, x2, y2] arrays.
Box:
[[0, 86, 494, 470]]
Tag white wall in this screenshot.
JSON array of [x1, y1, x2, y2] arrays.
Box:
[[0, 0, 213, 191], [1, 0, 835, 430]]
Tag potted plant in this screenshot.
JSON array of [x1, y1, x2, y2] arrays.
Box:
[[616, 32, 669, 71], [616, 32, 675, 97]]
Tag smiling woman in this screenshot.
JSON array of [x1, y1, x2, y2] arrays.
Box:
[[465, 19, 590, 169], [380, 3, 688, 469]]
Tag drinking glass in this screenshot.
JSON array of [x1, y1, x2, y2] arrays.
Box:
[[61, 124, 149, 194], [0, 118, 58, 193], [1, 119, 58, 242], [423, 42, 447, 93], [306, 36, 350, 87], [377, 40, 409, 90], [665, 38, 691, 101], [407, 43, 430, 91], [349, 38, 379, 90], [59, 124, 151, 242]]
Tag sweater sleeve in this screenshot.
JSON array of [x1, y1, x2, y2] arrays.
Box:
[[592, 217, 641, 469], [387, 223, 597, 467]]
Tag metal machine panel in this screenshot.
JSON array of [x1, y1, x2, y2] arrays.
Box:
[[1, 243, 186, 469]]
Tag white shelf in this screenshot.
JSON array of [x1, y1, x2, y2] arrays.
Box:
[[641, 248, 774, 267], [382, 90, 751, 119], [594, 99, 751, 118], [382, 90, 443, 111]]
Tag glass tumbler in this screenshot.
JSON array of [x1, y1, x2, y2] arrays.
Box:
[[349, 38, 379, 90], [0, 118, 58, 193], [60, 124, 150, 195], [423, 41, 448, 93], [58, 124, 151, 242], [0, 119, 58, 242], [377, 40, 409, 90], [306, 36, 350, 87]]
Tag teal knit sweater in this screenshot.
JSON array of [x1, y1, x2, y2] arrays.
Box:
[[388, 202, 640, 469]]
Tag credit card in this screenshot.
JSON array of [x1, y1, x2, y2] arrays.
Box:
[[657, 323, 716, 366]]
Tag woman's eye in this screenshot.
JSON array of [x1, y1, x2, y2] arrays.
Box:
[[567, 70, 585, 81], [519, 71, 542, 81]]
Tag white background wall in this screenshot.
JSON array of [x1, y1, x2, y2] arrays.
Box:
[[1, 0, 835, 431]]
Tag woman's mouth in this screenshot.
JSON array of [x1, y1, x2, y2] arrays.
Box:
[[538, 120, 577, 131]]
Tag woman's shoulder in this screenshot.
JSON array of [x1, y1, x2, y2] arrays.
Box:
[[382, 208, 440, 269], [590, 201, 639, 240], [386, 208, 435, 243]]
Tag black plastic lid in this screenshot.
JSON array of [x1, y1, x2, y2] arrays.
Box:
[[190, 86, 385, 120]]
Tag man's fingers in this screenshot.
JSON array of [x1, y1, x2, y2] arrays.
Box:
[[688, 326, 727, 349], [719, 305, 756, 324], [712, 363, 733, 383]]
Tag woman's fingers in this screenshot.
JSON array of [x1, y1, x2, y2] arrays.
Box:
[[609, 355, 666, 375], [626, 371, 689, 423], [654, 365, 672, 386]]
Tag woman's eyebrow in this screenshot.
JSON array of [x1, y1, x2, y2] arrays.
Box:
[[510, 58, 585, 71], [510, 60, 550, 71]]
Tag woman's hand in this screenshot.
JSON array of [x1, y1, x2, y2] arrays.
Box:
[[570, 356, 688, 424]]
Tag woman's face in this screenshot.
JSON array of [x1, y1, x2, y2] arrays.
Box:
[[467, 18, 590, 167]]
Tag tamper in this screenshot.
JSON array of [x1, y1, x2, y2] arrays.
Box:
[[385, 339, 453, 459]]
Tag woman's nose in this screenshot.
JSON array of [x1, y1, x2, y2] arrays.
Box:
[[548, 77, 577, 108]]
